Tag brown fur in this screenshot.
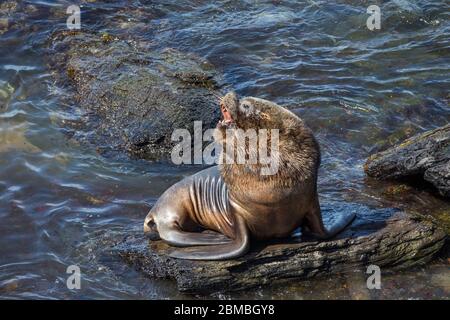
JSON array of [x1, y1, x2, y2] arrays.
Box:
[[204, 92, 324, 239], [215, 93, 320, 204]]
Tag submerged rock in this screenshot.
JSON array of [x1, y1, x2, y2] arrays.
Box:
[[0, 80, 14, 110], [0, 1, 44, 35], [112, 204, 446, 294], [0, 1, 16, 35], [47, 31, 222, 160], [365, 125, 450, 197]]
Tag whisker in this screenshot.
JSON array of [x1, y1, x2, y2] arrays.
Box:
[[213, 91, 224, 97]]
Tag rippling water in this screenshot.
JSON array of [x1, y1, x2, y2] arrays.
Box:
[[0, 0, 449, 299]]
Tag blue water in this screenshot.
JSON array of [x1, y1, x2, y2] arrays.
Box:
[[0, 0, 448, 299]]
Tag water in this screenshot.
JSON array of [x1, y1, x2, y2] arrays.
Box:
[[0, 0, 449, 299]]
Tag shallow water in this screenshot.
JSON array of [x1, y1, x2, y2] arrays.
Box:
[[0, 0, 449, 299]]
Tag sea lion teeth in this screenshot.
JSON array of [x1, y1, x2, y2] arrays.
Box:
[[217, 119, 233, 128], [144, 91, 355, 260]]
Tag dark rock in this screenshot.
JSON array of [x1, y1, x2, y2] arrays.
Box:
[[365, 125, 450, 197], [47, 31, 222, 160], [112, 204, 446, 294]]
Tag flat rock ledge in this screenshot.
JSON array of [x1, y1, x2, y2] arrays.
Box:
[[365, 124, 450, 197], [113, 212, 446, 294]]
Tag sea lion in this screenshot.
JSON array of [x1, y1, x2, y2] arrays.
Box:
[[143, 92, 355, 260]]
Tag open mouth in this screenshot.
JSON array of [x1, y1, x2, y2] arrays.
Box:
[[219, 101, 233, 126]]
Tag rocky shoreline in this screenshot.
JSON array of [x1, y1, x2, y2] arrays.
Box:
[[113, 210, 446, 294], [47, 30, 223, 161], [365, 124, 450, 198]]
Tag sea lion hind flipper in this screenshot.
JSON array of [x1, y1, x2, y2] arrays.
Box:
[[167, 215, 250, 260], [323, 211, 356, 239], [304, 210, 356, 240]]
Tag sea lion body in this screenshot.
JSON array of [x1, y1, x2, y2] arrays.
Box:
[[146, 165, 317, 240], [144, 92, 355, 260]]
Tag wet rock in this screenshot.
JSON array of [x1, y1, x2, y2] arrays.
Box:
[[0, 1, 17, 35], [0, 1, 44, 35], [0, 18, 8, 35], [112, 205, 446, 294], [47, 31, 222, 160], [0, 1, 18, 15], [380, 184, 417, 198], [365, 125, 450, 197], [0, 80, 14, 110], [0, 122, 41, 153]]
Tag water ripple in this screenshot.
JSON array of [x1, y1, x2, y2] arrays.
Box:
[[0, 0, 448, 299]]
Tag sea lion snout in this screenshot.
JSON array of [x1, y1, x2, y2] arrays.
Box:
[[219, 92, 238, 127], [221, 91, 238, 110]]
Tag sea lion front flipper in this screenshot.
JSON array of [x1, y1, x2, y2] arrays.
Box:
[[167, 215, 250, 260], [158, 225, 232, 247]]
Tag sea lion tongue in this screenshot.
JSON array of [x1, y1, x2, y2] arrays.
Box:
[[219, 102, 233, 125]]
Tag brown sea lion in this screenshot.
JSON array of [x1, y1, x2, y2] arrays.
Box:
[[143, 92, 355, 260]]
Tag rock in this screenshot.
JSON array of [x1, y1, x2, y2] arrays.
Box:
[[0, 80, 14, 110], [0, 1, 18, 16], [112, 203, 446, 294], [47, 31, 222, 161], [0, 1, 45, 35], [0, 1, 16, 35], [0, 18, 8, 35], [365, 124, 450, 197]]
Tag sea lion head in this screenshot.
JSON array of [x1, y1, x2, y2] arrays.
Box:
[[217, 91, 286, 132]]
